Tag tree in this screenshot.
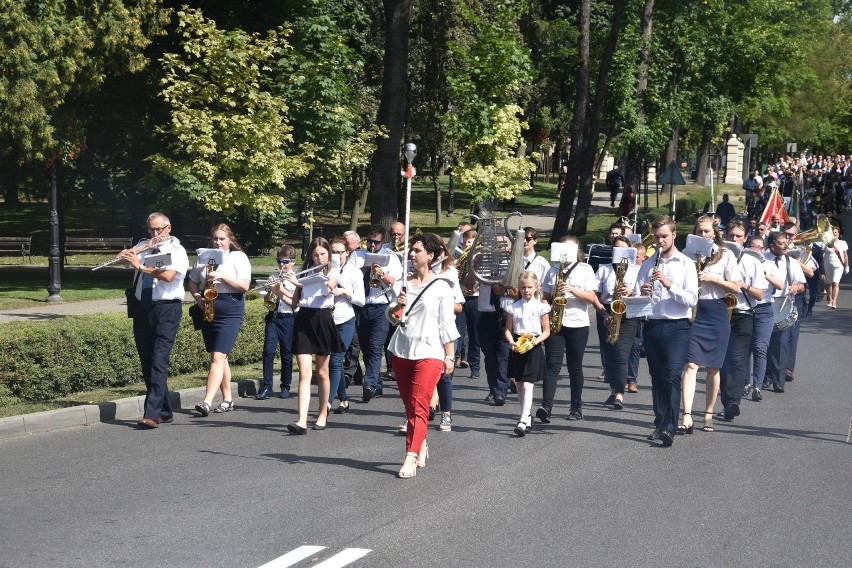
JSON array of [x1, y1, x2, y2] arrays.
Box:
[[149, 8, 311, 227]]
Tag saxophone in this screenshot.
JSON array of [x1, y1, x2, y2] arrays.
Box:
[[202, 258, 219, 323], [606, 258, 628, 344], [549, 263, 569, 333], [691, 254, 706, 322]]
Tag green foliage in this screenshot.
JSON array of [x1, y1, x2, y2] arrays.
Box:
[[0, 299, 267, 402], [150, 8, 311, 220], [0, 0, 167, 162], [445, 1, 536, 203]]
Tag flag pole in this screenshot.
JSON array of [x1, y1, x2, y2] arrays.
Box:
[[399, 143, 417, 328]]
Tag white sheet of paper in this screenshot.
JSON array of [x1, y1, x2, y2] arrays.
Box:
[[365, 252, 391, 267], [299, 273, 329, 300], [196, 248, 225, 265], [612, 247, 637, 264], [623, 295, 653, 318], [142, 252, 172, 268], [550, 242, 578, 263], [683, 234, 715, 260]]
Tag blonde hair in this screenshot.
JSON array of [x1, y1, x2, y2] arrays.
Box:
[[517, 270, 542, 300]]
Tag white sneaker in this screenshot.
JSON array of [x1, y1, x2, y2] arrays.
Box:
[[438, 412, 452, 432]]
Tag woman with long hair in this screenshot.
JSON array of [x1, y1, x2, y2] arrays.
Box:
[[679, 217, 742, 434], [189, 224, 252, 416], [386, 233, 459, 479], [287, 238, 343, 434]]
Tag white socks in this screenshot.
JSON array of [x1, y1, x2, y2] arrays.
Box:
[[515, 380, 534, 426]]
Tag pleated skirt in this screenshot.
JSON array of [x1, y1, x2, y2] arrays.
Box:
[[293, 307, 344, 355]]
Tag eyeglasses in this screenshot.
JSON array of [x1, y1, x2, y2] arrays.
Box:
[[277, 258, 294, 265], [366, 239, 382, 245], [148, 225, 170, 233]]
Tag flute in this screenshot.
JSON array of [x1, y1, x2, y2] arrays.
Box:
[[92, 236, 175, 271]]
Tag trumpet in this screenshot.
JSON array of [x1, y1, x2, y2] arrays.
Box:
[[249, 272, 287, 310], [513, 334, 537, 354], [369, 265, 383, 288], [294, 263, 329, 280], [91, 236, 175, 271]]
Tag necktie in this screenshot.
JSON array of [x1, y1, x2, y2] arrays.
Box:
[[140, 273, 154, 310], [775, 256, 782, 266], [524, 259, 530, 269]]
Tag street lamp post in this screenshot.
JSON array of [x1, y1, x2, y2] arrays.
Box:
[[47, 161, 63, 302], [447, 166, 455, 215]]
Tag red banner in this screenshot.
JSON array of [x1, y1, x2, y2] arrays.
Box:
[[759, 187, 789, 227]]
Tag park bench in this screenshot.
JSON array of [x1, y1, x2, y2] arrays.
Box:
[[0, 236, 33, 262], [64, 237, 132, 264], [180, 234, 210, 253]]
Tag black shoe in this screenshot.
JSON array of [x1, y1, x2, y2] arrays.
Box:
[[334, 401, 349, 414], [659, 430, 674, 447], [493, 394, 506, 406], [647, 429, 661, 440], [752, 388, 763, 402], [484, 393, 494, 402], [312, 423, 327, 431], [286, 423, 307, 435], [470, 369, 480, 379], [278, 388, 291, 399], [762, 380, 771, 390], [373, 389, 384, 398], [514, 422, 529, 437], [723, 402, 740, 421], [773, 386, 785, 393], [604, 394, 615, 407], [785, 373, 794, 382], [362, 388, 374, 403], [535, 407, 551, 424], [157, 416, 174, 424], [611, 397, 624, 411], [567, 407, 583, 420], [255, 387, 273, 400]]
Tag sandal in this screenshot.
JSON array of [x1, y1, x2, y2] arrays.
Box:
[[702, 413, 714, 432], [677, 412, 694, 434], [397, 453, 418, 479], [213, 400, 234, 413], [194, 402, 211, 417], [416, 441, 429, 468]]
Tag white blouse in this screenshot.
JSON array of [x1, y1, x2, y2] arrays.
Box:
[[542, 262, 597, 328], [386, 277, 460, 361], [698, 248, 742, 300], [596, 262, 640, 304], [333, 264, 366, 324], [505, 297, 550, 335], [189, 249, 251, 294]]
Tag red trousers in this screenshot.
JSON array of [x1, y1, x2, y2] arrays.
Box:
[[392, 356, 443, 454]]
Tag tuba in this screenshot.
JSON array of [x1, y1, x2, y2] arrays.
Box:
[[465, 212, 525, 287], [202, 258, 218, 323], [606, 258, 628, 344], [792, 214, 835, 266], [550, 263, 569, 333]]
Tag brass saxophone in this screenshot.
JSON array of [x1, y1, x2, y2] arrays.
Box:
[[202, 258, 218, 323], [456, 245, 478, 296], [691, 254, 706, 322], [550, 263, 569, 333], [606, 258, 628, 344]]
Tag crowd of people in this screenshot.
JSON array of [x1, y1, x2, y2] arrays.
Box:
[[120, 202, 847, 476]]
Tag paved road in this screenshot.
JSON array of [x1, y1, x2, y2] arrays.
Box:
[[2, 294, 850, 568]]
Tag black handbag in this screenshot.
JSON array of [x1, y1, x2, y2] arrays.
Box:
[[188, 303, 204, 330]]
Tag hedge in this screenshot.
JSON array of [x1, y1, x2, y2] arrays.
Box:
[[0, 299, 268, 402]]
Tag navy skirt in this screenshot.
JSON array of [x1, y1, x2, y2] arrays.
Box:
[[293, 307, 343, 355], [202, 293, 245, 354], [687, 298, 731, 368]]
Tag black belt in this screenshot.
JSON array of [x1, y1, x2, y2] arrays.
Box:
[[152, 299, 181, 305], [218, 292, 244, 298], [272, 312, 294, 318]]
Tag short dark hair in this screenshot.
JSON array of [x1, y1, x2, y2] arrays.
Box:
[[368, 225, 386, 239], [766, 231, 786, 248]]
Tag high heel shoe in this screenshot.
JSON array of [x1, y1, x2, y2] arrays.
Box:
[[398, 452, 418, 479], [416, 441, 429, 468], [677, 412, 694, 435], [702, 412, 715, 432]]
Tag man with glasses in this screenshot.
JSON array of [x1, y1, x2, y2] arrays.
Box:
[[119, 212, 188, 429], [388, 221, 406, 253], [356, 226, 403, 402], [257, 245, 298, 400]]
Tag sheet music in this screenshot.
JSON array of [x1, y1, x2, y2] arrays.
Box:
[[142, 252, 172, 268], [299, 273, 330, 301], [364, 252, 391, 267], [196, 248, 225, 265], [623, 295, 653, 318], [612, 247, 637, 264]]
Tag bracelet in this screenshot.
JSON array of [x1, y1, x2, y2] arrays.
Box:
[[444, 356, 454, 361]]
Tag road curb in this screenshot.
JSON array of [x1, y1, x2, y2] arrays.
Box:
[[0, 379, 263, 441]]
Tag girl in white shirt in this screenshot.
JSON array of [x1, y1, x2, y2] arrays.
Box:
[[504, 271, 551, 436]]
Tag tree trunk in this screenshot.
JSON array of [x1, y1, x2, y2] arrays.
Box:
[[369, 0, 414, 231], [550, 0, 591, 244], [571, 0, 627, 236], [430, 154, 442, 224], [695, 127, 712, 188]]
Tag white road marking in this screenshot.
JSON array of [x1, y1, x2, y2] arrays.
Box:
[[258, 545, 326, 568], [312, 548, 372, 568]]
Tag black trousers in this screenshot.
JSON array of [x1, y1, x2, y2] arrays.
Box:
[[133, 301, 182, 421], [602, 317, 640, 394], [477, 311, 509, 397], [720, 311, 754, 406], [542, 326, 589, 412]]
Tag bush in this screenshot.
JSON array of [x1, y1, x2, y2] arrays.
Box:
[[0, 299, 268, 402]]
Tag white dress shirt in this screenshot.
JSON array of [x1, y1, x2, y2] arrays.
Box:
[[189, 249, 251, 294], [542, 262, 597, 328], [135, 238, 189, 302], [523, 253, 552, 283], [734, 253, 768, 310], [698, 249, 742, 301], [333, 263, 366, 324], [635, 250, 699, 320], [355, 249, 403, 305], [596, 262, 640, 304]]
